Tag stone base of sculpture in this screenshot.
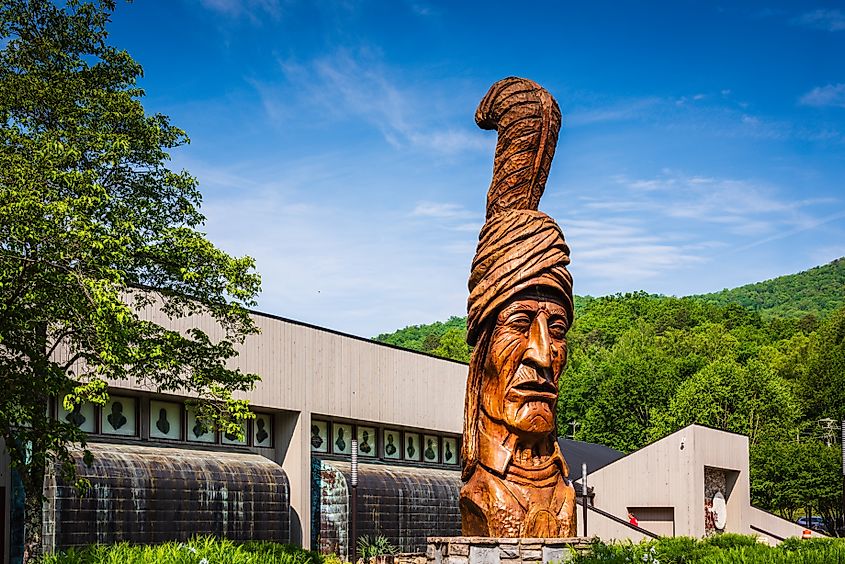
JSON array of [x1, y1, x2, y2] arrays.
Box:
[[426, 537, 591, 564]]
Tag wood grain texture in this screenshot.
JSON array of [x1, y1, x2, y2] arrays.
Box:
[[462, 78, 576, 538], [475, 77, 562, 219]]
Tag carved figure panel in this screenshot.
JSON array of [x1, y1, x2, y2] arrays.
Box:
[[461, 77, 576, 538], [383, 429, 401, 459], [222, 420, 248, 445], [254, 413, 273, 447], [442, 437, 458, 465], [58, 394, 96, 433], [101, 396, 137, 436], [357, 425, 377, 457], [311, 420, 329, 452], [404, 432, 421, 461], [187, 406, 217, 443], [332, 423, 352, 455], [149, 401, 181, 440]]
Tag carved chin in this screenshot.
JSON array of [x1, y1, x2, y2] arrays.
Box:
[[509, 401, 554, 433]]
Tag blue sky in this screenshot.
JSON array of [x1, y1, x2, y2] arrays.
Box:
[[108, 1, 845, 337]]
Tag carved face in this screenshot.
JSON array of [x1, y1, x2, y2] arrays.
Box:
[[481, 288, 568, 436]]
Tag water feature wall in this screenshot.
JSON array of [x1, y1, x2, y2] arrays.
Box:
[[43, 442, 290, 551], [312, 459, 461, 557]]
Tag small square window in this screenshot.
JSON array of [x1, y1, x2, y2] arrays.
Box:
[[149, 401, 181, 440], [382, 429, 401, 460], [423, 434, 440, 463], [58, 394, 96, 433], [404, 432, 421, 461], [253, 413, 273, 447], [442, 437, 459, 465], [332, 423, 353, 455], [357, 426, 377, 457], [101, 396, 137, 436], [222, 421, 248, 445], [186, 407, 216, 443], [311, 420, 329, 453]]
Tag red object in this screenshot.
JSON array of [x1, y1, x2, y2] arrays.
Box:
[[802, 529, 812, 539], [628, 515, 638, 527]]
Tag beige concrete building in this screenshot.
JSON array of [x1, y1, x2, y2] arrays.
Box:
[[2, 306, 820, 563], [576, 425, 822, 544], [2, 307, 469, 563]]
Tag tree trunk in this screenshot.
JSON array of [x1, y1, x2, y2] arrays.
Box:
[[23, 321, 49, 562], [21, 464, 45, 564]]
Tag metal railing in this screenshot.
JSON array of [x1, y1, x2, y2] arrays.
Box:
[[586, 504, 662, 539], [750, 524, 785, 542]]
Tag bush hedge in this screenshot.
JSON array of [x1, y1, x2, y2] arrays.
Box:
[[575, 535, 845, 564], [43, 536, 333, 564]]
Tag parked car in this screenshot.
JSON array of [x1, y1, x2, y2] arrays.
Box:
[[796, 516, 829, 534]]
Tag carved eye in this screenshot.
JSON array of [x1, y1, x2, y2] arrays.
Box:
[[549, 318, 567, 339], [506, 312, 532, 333]]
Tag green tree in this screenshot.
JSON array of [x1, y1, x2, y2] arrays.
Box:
[[649, 359, 799, 446], [751, 438, 842, 528], [801, 306, 845, 420], [577, 323, 684, 452], [432, 327, 470, 362], [0, 1, 261, 559]]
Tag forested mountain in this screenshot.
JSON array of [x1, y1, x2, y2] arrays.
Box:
[[374, 258, 844, 357], [373, 258, 845, 526], [691, 257, 845, 318]]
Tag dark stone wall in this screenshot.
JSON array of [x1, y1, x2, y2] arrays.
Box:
[[313, 459, 461, 557], [44, 442, 289, 550]]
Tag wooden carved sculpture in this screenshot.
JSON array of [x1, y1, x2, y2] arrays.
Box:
[[461, 77, 577, 538]]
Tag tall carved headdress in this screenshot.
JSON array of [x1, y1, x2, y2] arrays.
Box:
[[462, 77, 574, 479]]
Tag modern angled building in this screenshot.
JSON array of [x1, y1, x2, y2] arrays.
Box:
[[0, 307, 819, 564], [2, 307, 468, 563]]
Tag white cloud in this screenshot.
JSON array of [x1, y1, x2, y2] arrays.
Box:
[[566, 97, 661, 126], [792, 9, 845, 32], [561, 219, 705, 290], [411, 202, 475, 219], [269, 49, 488, 155], [551, 170, 844, 296], [800, 84, 845, 108], [199, 0, 282, 21], [184, 157, 481, 337]]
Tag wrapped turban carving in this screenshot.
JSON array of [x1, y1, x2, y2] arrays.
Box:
[[466, 209, 573, 347], [460, 77, 577, 538]]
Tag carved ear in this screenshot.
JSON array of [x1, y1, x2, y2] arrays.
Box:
[[475, 77, 562, 219]]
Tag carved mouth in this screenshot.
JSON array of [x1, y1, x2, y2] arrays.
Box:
[[509, 379, 557, 402]]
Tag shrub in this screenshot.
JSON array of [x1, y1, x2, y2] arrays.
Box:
[[44, 536, 331, 564], [573, 536, 845, 564]]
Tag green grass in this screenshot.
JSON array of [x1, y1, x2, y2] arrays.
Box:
[[573, 535, 845, 564], [43, 536, 334, 564]]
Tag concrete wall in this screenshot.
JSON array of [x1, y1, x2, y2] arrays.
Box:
[[65, 304, 468, 549], [582, 425, 752, 540], [747, 507, 826, 545]]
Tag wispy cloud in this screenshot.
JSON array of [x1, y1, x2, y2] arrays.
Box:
[[800, 84, 845, 108], [552, 169, 843, 295], [199, 0, 282, 22], [411, 202, 475, 219], [195, 168, 473, 335], [792, 9, 845, 31], [566, 91, 840, 143], [561, 219, 705, 289], [601, 171, 833, 235], [262, 49, 489, 156], [567, 97, 662, 126]]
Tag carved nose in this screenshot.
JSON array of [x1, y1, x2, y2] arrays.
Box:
[[523, 313, 552, 370]]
